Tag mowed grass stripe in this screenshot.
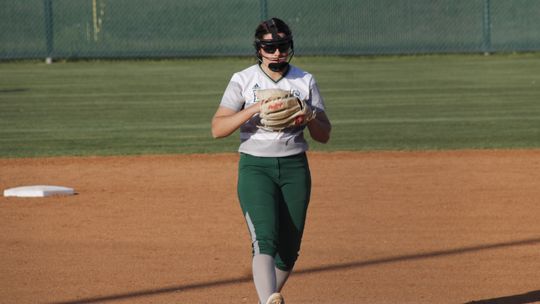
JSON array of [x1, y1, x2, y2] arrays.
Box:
[[0, 54, 539, 157]]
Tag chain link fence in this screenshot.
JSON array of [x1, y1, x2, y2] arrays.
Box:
[[1, 0, 539, 60]]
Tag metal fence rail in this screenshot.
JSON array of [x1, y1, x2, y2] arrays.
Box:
[[1, 0, 539, 60]]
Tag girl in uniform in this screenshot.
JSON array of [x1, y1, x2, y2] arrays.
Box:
[[211, 17, 331, 304]]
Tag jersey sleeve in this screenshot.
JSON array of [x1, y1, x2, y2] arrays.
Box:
[[219, 76, 245, 112], [309, 79, 326, 113]]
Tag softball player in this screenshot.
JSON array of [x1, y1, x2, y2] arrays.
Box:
[[211, 17, 331, 304]]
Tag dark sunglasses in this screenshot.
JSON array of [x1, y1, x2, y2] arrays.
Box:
[[261, 43, 291, 53]]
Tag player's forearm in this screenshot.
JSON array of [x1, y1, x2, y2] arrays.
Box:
[[212, 105, 260, 139], [307, 113, 331, 143], [211, 115, 244, 138]]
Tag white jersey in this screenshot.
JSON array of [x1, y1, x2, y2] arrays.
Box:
[[219, 64, 326, 157]]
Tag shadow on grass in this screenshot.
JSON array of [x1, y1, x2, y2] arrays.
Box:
[[0, 88, 29, 94], [49, 237, 540, 304]]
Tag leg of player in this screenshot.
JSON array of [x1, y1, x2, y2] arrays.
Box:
[[252, 254, 277, 303], [275, 267, 291, 291]]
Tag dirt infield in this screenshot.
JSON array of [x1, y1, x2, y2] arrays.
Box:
[[1, 150, 539, 304]]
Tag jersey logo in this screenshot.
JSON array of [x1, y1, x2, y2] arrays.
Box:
[[252, 84, 261, 102]]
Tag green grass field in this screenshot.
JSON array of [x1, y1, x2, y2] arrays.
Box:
[[1, 54, 539, 158]]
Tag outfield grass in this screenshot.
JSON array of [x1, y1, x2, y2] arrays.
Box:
[[1, 54, 539, 158]]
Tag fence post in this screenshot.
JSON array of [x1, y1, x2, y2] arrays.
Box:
[[43, 0, 54, 63], [482, 0, 492, 55], [259, 0, 268, 20]]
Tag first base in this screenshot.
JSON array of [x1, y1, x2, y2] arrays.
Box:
[[3, 185, 75, 198]]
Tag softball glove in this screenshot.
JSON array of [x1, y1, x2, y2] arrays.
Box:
[[256, 89, 316, 132]]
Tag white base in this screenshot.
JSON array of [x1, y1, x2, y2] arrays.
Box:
[[4, 185, 75, 197]]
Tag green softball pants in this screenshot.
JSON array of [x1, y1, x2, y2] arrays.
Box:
[[237, 152, 311, 271]]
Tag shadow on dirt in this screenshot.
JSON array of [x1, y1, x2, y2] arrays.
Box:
[[465, 290, 540, 304], [49, 237, 540, 304]]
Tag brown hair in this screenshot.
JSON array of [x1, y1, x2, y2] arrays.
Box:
[[254, 17, 292, 42]]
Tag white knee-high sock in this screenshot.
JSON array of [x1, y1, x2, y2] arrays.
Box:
[[275, 267, 291, 292], [252, 254, 276, 304]]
